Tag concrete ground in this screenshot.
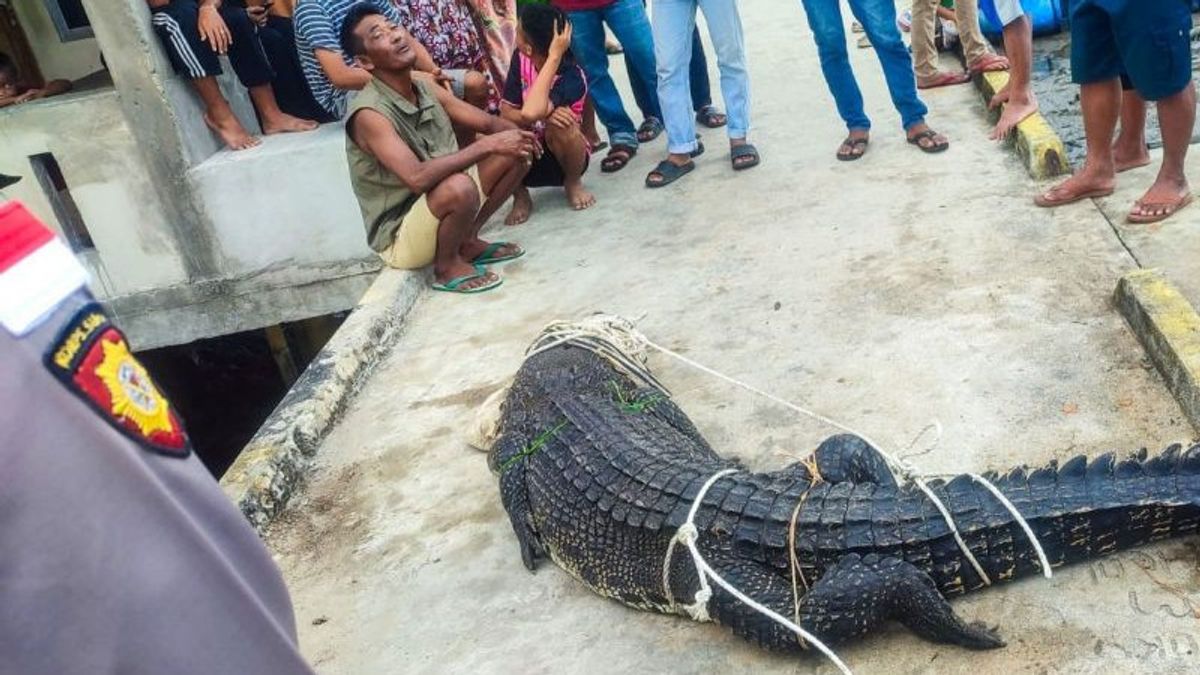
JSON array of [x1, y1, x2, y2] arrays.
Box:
[[265, 2, 1200, 672]]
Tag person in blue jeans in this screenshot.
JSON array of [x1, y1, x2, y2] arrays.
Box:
[[646, 0, 758, 187], [799, 0, 951, 161], [626, 27, 727, 137], [554, 0, 659, 173]]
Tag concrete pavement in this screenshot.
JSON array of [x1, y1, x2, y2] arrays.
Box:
[[264, 3, 1199, 673]]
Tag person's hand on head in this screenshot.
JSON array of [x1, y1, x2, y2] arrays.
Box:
[[548, 106, 575, 129], [549, 18, 573, 60], [197, 4, 233, 55]]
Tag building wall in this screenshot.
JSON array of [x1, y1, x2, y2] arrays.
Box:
[[11, 0, 103, 82]]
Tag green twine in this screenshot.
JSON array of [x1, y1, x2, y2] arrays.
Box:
[[608, 380, 665, 414], [500, 420, 568, 474]]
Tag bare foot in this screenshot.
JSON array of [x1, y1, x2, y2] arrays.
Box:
[[204, 112, 260, 151], [505, 186, 532, 226], [564, 180, 595, 211], [434, 259, 500, 292], [988, 83, 1010, 110], [261, 112, 319, 134], [1128, 175, 1192, 224], [1034, 170, 1115, 207], [990, 90, 1038, 140]]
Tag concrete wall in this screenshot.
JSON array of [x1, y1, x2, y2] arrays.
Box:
[[11, 0, 104, 82], [0, 88, 189, 296]]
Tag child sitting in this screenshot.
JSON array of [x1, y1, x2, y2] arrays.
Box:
[[0, 53, 71, 108], [500, 4, 595, 215]]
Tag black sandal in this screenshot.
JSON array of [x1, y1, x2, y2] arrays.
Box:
[[907, 129, 949, 154], [637, 117, 664, 143], [695, 105, 727, 129], [730, 143, 760, 171], [601, 144, 637, 173], [645, 159, 695, 188], [836, 137, 869, 161]]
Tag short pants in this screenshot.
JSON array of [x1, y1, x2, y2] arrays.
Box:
[[1070, 0, 1193, 101], [524, 148, 590, 188], [979, 0, 1025, 29], [378, 167, 485, 270]]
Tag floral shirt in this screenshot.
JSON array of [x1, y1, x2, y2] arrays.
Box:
[[396, 0, 487, 71]]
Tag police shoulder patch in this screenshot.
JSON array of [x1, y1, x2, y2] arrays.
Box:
[[44, 304, 190, 458]]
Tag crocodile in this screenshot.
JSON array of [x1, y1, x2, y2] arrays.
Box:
[[489, 332, 1200, 656]]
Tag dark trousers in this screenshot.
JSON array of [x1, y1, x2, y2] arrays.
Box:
[[257, 15, 334, 122], [150, 0, 274, 87]]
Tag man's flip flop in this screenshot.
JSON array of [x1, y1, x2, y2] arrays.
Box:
[[695, 105, 727, 129], [836, 137, 868, 161], [601, 144, 637, 173], [1127, 193, 1194, 224], [731, 143, 760, 171], [637, 117, 664, 143], [907, 130, 949, 154], [1033, 185, 1114, 208], [917, 71, 971, 89], [968, 53, 1010, 75], [645, 160, 695, 188], [432, 270, 503, 294], [471, 242, 525, 265]]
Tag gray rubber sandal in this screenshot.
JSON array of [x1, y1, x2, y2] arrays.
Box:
[[645, 159, 695, 188], [731, 143, 760, 171]]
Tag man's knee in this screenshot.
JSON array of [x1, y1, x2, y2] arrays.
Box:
[[545, 120, 583, 150], [429, 173, 481, 215]]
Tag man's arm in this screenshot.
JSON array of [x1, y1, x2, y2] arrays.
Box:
[[432, 84, 518, 136], [350, 110, 535, 195], [315, 49, 372, 90]]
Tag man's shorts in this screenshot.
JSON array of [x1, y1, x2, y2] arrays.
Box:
[[378, 167, 485, 270], [524, 149, 590, 188], [980, 0, 1025, 29], [1070, 0, 1193, 101]]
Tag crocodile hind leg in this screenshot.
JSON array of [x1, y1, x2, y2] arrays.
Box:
[[812, 434, 897, 486], [699, 552, 1002, 653], [494, 434, 545, 571]]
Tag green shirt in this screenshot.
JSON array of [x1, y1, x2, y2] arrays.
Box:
[[346, 77, 459, 252]]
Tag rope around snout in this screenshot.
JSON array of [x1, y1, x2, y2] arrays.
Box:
[[526, 315, 1052, 674]]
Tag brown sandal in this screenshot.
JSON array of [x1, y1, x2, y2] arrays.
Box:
[[600, 144, 637, 173]]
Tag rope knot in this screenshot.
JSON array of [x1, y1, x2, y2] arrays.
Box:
[[675, 523, 699, 546], [684, 587, 714, 621]]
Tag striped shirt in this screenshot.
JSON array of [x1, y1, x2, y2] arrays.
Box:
[[294, 0, 405, 119]]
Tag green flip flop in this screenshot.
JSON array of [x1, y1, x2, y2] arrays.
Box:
[[432, 270, 503, 294], [471, 242, 525, 266]]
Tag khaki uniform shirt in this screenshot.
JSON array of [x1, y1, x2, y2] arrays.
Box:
[[346, 77, 460, 252]]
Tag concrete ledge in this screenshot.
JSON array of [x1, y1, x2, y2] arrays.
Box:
[[974, 71, 1069, 180], [220, 267, 426, 532], [1115, 269, 1200, 434]]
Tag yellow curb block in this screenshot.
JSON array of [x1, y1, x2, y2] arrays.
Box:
[[974, 70, 1069, 180], [1115, 269, 1200, 433]]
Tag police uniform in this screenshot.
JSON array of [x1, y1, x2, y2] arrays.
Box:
[[0, 201, 315, 675]]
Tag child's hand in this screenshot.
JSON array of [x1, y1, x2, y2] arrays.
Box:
[[198, 4, 233, 54], [549, 19, 573, 59], [548, 106, 575, 129]]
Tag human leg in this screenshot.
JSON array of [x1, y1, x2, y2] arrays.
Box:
[[257, 15, 331, 122], [910, 0, 955, 83], [150, 1, 258, 150], [220, 5, 315, 134], [474, 153, 531, 231], [959, 0, 1006, 73], [1129, 83, 1195, 221], [604, 0, 663, 129], [798, 0, 871, 135], [420, 174, 499, 290], [990, 13, 1037, 140], [688, 27, 712, 112], [848, 0, 929, 131], [1113, 82, 1150, 172], [544, 121, 596, 210], [1035, 79, 1121, 205], [567, 8, 639, 149], [651, 0, 700, 156], [697, 0, 752, 151]]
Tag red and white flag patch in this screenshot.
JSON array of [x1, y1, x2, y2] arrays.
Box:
[[0, 201, 89, 336]]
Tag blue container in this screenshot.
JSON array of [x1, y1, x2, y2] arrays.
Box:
[[978, 0, 1066, 38]]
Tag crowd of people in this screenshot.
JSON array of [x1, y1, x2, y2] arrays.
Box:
[[132, 0, 1194, 294]]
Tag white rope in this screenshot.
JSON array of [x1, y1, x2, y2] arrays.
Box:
[[969, 473, 1053, 579], [662, 469, 852, 675]]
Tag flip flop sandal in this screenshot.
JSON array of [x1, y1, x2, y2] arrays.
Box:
[[637, 117, 664, 143], [969, 53, 1010, 75], [471, 241, 525, 266], [1033, 185, 1114, 208], [731, 143, 760, 171], [432, 271, 503, 294], [601, 144, 637, 173], [645, 159, 695, 188], [1127, 194, 1194, 224], [695, 105, 727, 129], [917, 71, 971, 89], [836, 137, 869, 162], [907, 130, 949, 154]]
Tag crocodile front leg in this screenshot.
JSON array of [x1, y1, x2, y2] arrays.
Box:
[[812, 434, 897, 486]]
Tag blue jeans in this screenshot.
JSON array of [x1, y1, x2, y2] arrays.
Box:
[[627, 27, 711, 119], [567, 0, 658, 148], [652, 0, 751, 154], [799, 0, 928, 131]]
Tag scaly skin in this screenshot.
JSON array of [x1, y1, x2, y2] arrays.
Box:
[[490, 345, 1200, 654]]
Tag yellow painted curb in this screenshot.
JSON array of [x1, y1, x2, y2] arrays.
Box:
[[1115, 269, 1200, 433], [975, 71, 1069, 180]]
